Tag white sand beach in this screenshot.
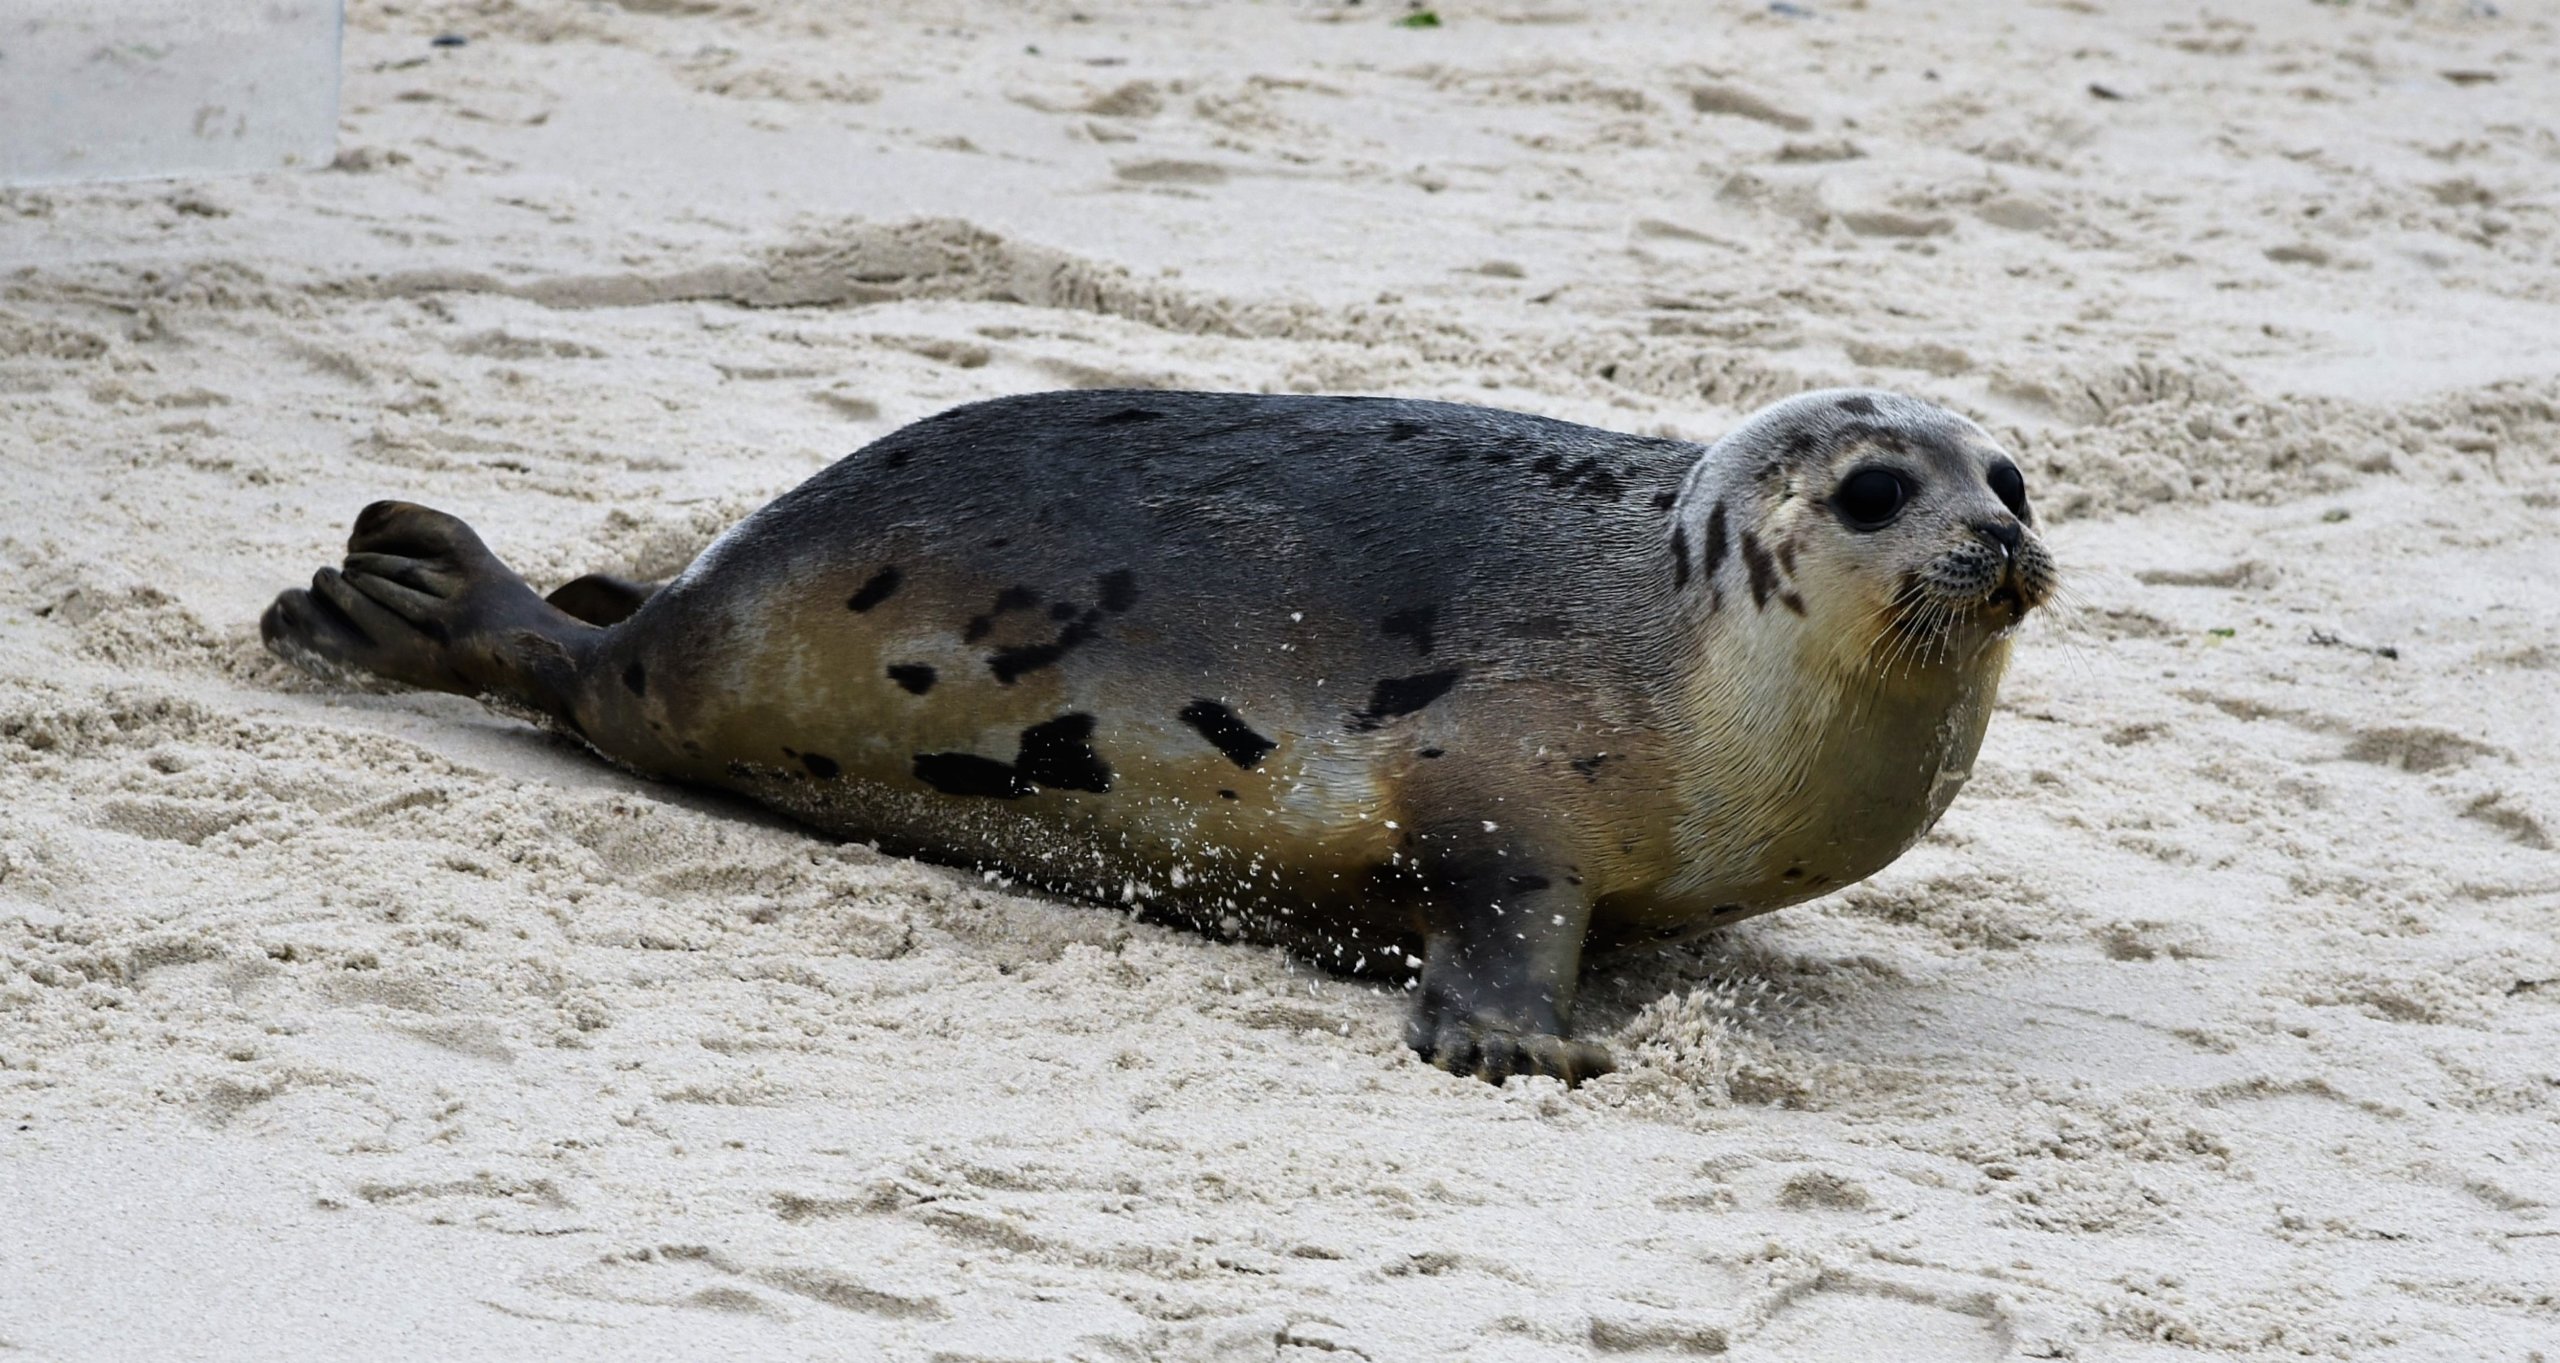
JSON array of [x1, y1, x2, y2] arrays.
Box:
[[2, 1, 2555, 1357]]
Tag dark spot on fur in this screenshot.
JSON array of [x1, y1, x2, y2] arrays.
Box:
[[1783, 865, 1806, 881], [1098, 569, 1138, 613], [1782, 427, 1820, 461], [1180, 700, 1276, 769], [847, 566, 902, 613], [1514, 452, 1620, 501], [912, 752, 1031, 800], [1780, 590, 1807, 616], [1653, 489, 1679, 511], [882, 448, 911, 470], [1049, 601, 1081, 622], [800, 752, 840, 779], [1506, 874, 1551, 893], [966, 584, 1048, 646], [1386, 420, 1426, 442], [1351, 669, 1461, 730], [1837, 394, 1880, 416], [1741, 530, 1777, 609], [1671, 528, 1691, 590], [1419, 747, 1445, 759], [1479, 446, 1514, 466], [887, 663, 936, 695], [1219, 789, 1239, 800], [622, 662, 646, 697], [1381, 606, 1438, 656], [1015, 712, 1112, 793], [1775, 538, 1799, 576], [989, 610, 1102, 685], [1571, 754, 1609, 781], [1703, 502, 1730, 578], [1097, 407, 1163, 425]]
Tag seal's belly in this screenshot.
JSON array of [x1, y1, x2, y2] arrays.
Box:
[[632, 565, 1410, 940]]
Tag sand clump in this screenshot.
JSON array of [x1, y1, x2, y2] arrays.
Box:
[[3, 1, 2557, 1358]]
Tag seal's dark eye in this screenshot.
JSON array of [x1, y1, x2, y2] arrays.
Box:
[[1987, 460, 2029, 519], [1833, 468, 1908, 530]]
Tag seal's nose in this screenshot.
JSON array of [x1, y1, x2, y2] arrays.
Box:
[[1973, 519, 2023, 558]]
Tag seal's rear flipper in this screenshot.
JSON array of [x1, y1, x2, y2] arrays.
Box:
[[262, 501, 600, 730], [546, 573, 661, 627]]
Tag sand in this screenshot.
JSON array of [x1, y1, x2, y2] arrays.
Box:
[[3, 0, 2556, 1358]]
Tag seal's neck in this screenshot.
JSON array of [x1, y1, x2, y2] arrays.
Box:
[[1660, 591, 2012, 906]]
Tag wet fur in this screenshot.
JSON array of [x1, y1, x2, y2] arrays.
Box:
[[263, 388, 2048, 1082], [578, 392, 1699, 956]]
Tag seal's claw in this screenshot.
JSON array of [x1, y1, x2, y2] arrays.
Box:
[[1410, 1009, 1612, 1088], [270, 565, 468, 692], [1517, 1032, 1614, 1086], [261, 583, 375, 685]]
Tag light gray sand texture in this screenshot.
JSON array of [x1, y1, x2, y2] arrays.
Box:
[[2, 2, 2555, 1358]]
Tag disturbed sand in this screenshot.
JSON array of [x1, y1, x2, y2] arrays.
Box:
[[2, 1, 2557, 1358]]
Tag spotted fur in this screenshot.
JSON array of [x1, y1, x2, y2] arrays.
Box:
[[264, 387, 2048, 1086]]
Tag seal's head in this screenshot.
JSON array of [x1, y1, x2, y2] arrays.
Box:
[[1693, 388, 2056, 677], [1660, 388, 2058, 914]]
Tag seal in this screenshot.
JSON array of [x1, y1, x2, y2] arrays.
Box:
[[262, 388, 2054, 1084]]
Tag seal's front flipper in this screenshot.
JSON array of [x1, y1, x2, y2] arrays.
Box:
[[262, 501, 599, 730], [545, 573, 661, 627], [1405, 831, 1614, 1086]]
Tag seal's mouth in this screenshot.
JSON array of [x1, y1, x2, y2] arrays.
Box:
[[1883, 562, 2044, 654], [1937, 589, 2032, 636], [1985, 582, 2026, 618], [1970, 562, 2051, 631]]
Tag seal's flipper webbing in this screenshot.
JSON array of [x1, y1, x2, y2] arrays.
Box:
[[262, 500, 603, 734]]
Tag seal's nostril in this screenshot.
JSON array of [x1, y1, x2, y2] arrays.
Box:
[[1974, 519, 2023, 554]]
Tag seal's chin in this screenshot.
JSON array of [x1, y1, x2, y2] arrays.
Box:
[[1966, 573, 2051, 635], [1981, 582, 2030, 628]]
